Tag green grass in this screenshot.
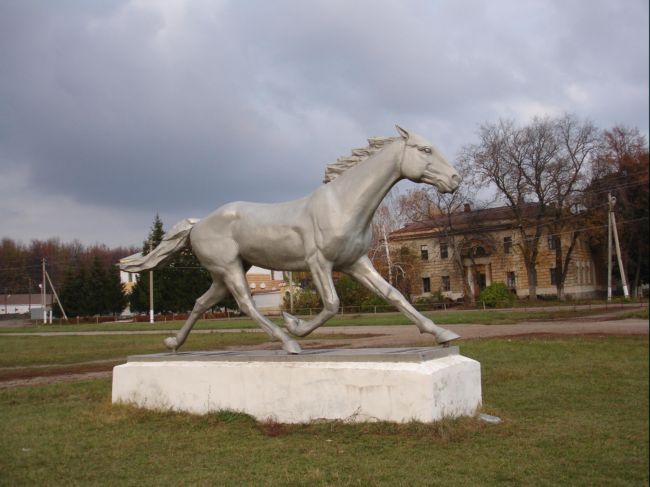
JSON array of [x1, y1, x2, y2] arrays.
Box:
[[0, 332, 268, 368], [0, 306, 634, 334], [0, 332, 377, 369], [619, 308, 649, 320], [0, 337, 647, 486]]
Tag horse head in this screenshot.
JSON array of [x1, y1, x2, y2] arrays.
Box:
[[396, 125, 461, 193]]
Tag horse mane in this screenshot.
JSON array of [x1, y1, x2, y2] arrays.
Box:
[[323, 136, 399, 183]]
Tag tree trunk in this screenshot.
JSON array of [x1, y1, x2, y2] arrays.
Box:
[[557, 284, 565, 301], [555, 240, 566, 302], [526, 264, 538, 301], [633, 258, 641, 297]]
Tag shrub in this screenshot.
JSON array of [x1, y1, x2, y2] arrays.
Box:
[[414, 291, 444, 306], [478, 283, 515, 308]]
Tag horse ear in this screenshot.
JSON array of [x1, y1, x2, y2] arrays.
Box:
[[395, 125, 409, 140]]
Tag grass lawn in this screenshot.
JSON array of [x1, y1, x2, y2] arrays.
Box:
[[0, 336, 647, 486], [0, 332, 268, 368], [0, 306, 633, 334]]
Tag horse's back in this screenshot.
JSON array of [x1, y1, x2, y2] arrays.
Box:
[[190, 199, 313, 271]]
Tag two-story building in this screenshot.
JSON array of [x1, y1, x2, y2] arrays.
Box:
[[389, 204, 602, 301]]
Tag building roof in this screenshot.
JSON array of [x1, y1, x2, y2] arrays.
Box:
[[2, 294, 53, 306], [390, 203, 543, 240]]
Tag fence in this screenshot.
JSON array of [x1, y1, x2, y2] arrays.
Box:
[[13, 298, 649, 325]]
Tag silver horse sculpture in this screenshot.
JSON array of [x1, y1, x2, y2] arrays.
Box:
[[120, 126, 461, 354]]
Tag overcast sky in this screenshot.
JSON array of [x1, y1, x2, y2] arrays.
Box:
[[1, 0, 648, 248]]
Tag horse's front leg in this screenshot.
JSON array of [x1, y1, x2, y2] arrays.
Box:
[[344, 256, 460, 344], [283, 258, 339, 337], [222, 264, 302, 354]]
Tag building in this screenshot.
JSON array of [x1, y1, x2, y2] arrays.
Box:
[[0, 293, 53, 315], [246, 266, 287, 315], [389, 204, 602, 301]]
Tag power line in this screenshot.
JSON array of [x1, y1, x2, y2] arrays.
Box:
[[518, 216, 649, 242]]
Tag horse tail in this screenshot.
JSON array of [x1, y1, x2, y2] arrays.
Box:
[[119, 218, 199, 273]]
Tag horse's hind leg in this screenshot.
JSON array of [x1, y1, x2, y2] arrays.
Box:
[[344, 256, 460, 345], [222, 264, 302, 354], [164, 279, 228, 352], [283, 258, 339, 337]]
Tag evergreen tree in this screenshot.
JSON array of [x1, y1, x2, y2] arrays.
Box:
[[58, 266, 82, 317], [58, 263, 92, 317], [88, 255, 109, 314], [129, 215, 165, 313], [105, 266, 127, 314], [128, 214, 214, 314]]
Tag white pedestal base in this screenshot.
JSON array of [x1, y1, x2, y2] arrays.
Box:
[[112, 347, 481, 423]]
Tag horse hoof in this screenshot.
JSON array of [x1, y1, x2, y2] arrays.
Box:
[[283, 340, 302, 355], [164, 336, 178, 351], [436, 329, 460, 345], [282, 311, 303, 335]]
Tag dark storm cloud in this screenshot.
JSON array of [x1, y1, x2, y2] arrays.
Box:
[[0, 0, 647, 245]]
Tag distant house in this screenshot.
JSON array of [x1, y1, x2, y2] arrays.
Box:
[[120, 270, 137, 294], [0, 293, 53, 315], [389, 204, 602, 301], [246, 266, 287, 315]]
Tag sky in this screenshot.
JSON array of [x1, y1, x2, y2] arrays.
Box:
[[1, 0, 648, 248]]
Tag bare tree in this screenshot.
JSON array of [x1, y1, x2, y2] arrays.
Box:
[[369, 188, 406, 284], [415, 163, 486, 304], [462, 114, 598, 300]]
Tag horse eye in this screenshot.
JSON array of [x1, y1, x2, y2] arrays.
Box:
[[420, 147, 432, 154]]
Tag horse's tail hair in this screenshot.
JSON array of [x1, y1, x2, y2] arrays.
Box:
[[119, 218, 199, 273]]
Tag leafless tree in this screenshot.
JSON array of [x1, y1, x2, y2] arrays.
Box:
[[462, 114, 599, 300], [416, 162, 487, 304]]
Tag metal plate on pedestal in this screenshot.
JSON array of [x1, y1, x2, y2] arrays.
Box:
[[127, 346, 459, 364]]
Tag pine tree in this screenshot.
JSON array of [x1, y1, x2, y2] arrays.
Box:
[[129, 215, 165, 313], [129, 214, 218, 314], [88, 255, 109, 314], [105, 266, 127, 314], [58, 266, 82, 317]]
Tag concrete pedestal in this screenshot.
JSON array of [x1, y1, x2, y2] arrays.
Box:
[[112, 347, 481, 423]]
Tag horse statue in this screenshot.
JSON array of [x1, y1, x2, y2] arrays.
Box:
[[120, 125, 461, 354]]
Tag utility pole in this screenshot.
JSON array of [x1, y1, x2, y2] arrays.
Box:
[[607, 195, 613, 301], [149, 270, 154, 323], [608, 194, 629, 298], [42, 258, 47, 324], [285, 271, 294, 314], [45, 269, 68, 321]]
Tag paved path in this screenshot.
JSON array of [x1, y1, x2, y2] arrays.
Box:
[[303, 317, 649, 349], [1, 314, 646, 388]]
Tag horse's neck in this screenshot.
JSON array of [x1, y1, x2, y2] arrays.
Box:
[[328, 143, 402, 228]]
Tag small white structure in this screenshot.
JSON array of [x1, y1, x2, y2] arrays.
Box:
[[0, 294, 52, 315], [246, 266, 286, 314], [112, 347, 481, 423]]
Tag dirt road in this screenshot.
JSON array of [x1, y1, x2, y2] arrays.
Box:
[[1, 314, 646, 388]]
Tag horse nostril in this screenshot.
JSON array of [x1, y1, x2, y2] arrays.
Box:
[[451, 174, 462, 186]]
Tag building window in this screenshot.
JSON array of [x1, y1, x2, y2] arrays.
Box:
[[473, 246, 487, 257], [422, 277, 431, 293], [550, 268, 558, 286], [576, 262, 582, 285], [420, 245, 429, 260], [440, 242, 448, 259], [504, 236, 512, 254], [506, 271, 516, 288], [441, 276, 451, 292], [548, 235, 557, 250]]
